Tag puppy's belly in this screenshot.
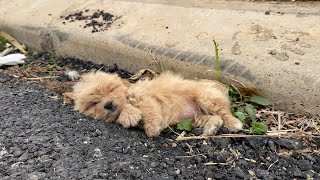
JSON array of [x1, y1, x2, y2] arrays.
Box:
[[180, 102, 202, 120]]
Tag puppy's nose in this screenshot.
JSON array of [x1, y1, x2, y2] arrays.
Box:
[[104, 101, 116, 111]]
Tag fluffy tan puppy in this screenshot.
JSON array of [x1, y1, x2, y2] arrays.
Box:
[[64, 71, 243, 137]]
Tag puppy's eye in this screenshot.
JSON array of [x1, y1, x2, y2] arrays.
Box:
[[89, 100, 100, 106]]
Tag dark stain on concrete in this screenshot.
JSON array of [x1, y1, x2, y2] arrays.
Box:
[[201, 56, 215, 68], [193, 54, 208, 65], [22, 26, 68, 50], [22, 25, 43, 31], [175, 51, 191, 62], [155, 47, 167, 55], [250, 24, 275, 41], [163, 50, 177, 59], [231, 42, 241, 55], [241, 69, 257, 82], [116, 35, 256, 81], [226, 62, 242, 75], [220, 59, 233, 70], [39, 31, 54, 53], [52, 30, 69, 43]]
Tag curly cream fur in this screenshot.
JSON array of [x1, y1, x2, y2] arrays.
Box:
[[64, 71, 243, 137]]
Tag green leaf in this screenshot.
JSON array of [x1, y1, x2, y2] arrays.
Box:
[[243, 97, 250, 103], [230, 96, 237, 102], [228, 85, 241, 102], [235, 111, 246, 122], [177, 119, 193, 131], [245, 104, 256, 121], [237, 107, 245, 113], [250, 96, 272, 106], [250, 122, 268, 135]]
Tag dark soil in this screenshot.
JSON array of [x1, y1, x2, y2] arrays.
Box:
[[33, 53, 132, 79], [60, 10, 121, 33], [0, 56, 319, 179]]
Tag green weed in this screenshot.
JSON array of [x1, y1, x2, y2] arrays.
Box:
[[50, 53, 60, 68], [228, 84, 271, 135], [210, 38, 221, 81], [211, 37, 271, 135], [0, 35, 8, 44], [165, 38, 272, 135], [20, 63, 29, 70], [0, 35, 9, 51]]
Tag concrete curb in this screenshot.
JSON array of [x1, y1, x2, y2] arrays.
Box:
[[0, 0, 319, 114]]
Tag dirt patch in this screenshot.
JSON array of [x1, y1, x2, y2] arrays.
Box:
[[60, 10, 122, 33]]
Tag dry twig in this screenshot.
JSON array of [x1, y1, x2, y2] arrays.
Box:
[[0, 31, 27, 54], [175, 133, 319, 141], [27, 76, 58, 80]]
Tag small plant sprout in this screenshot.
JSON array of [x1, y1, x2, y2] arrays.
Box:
[[229, 84, 272, 135], [50, 53, 60, 68], [211, 37, 221, 81]]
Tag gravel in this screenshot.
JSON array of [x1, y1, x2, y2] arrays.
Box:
[[0, 57, 319, 179]]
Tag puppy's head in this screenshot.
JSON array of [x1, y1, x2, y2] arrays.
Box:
[[64, 71, 130, 122]]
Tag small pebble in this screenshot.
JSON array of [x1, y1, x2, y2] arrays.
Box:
[[17, 152, 29, 162], [298, 160, 312, 171], [233, 167, 247, 179]]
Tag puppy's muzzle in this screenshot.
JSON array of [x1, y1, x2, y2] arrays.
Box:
[[104, 101, 117, 112]]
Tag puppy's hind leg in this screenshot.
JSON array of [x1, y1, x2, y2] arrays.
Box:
[[194, 115, 223, 135], [197, 90, 243, 132]]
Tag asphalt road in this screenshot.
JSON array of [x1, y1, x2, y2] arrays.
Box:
[[0, 69, 319, 179]]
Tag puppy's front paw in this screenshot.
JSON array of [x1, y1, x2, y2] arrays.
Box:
[[202, 116, 223, 135], [223, 116, 243, 132], [203, 125, 219, 135], [144, 125, 161, 137], [118, 104, 142, 128]]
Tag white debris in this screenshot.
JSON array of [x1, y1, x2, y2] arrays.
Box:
[[93, 148, 102, 158], [67, 70, 80, 81], [0, 53, 25, 66]]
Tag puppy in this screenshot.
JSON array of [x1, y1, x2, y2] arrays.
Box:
[[64, 71, 243, 137]]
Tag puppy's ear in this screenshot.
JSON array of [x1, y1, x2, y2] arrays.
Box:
[[63, 92, 75, 104]]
